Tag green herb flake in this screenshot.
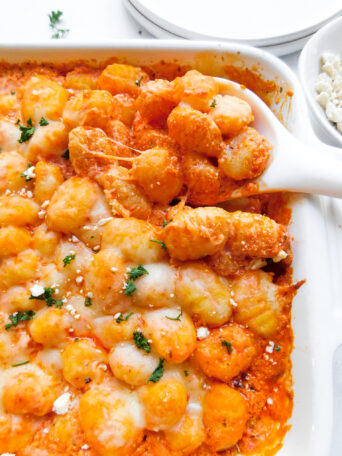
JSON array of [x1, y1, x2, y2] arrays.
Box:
[[150, 239, 167, 251], [18, 118, 35, 144], [221, 340, 232, 354], [62, 149, 70, 160], [165, 310, 182, 321], [275, 345, 281, 352], [10, 91, 15, 95], [162, 218, 173, 228], [84, 297, 92, 307], [116, 312, 133, 324], [128, 264, 148, 281], [5, 310, 35, 330], [55, 300, 63, 309], [124, 280, 137, 296], [148, 358, 165, 383], [15, 119, 20, 125], [63, 254, 76, 267], [184, 370, 189, 377], [210, 99, 217, 108], [135, 76, 143, 87], [29, 287, 57, 307], [39, 117, 49, 126], [133, 330, 151, 353], [49, 10, 69, 39], [12, 360, 30, 367]]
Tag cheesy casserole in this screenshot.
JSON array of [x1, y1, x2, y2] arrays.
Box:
[[0, 62, 297, 456]]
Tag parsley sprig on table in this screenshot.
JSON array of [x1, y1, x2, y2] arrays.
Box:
[[48, 10, 69, 39], [148, 358, 165, 383], [5, 310, 35, 330], [18, 118, 35, 143], [133, 330, 151, 353]]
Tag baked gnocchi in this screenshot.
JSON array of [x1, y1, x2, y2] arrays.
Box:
[[0, 61, 297, 456]]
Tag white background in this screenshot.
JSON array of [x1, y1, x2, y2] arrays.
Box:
[[0, 0, 340, 453]]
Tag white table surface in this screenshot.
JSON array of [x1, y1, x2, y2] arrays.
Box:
[[0, 0, 341, 453]]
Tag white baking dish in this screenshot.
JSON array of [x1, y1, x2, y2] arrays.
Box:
[[2, 41, 341, 455]]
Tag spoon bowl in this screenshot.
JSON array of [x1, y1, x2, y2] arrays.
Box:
[[216, 76, 342, 199]]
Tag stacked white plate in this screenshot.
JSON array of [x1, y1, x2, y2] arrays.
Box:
[[124, 0, 342, 56]]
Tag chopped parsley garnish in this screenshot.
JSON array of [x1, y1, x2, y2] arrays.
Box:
[[184, 370, 189, 377], [124, 280, 137, 296], [124, 264, 148, 296], [128, 264, 148, 281], [10, 91, 15, 95], [221, 340, 232, 354], [55, 300, 63, 309], [148, 358, 165, 383], [162, 219, 173, 228], [133, 330, 151, 353], [18, 118, 35, 143], [5, 310, 35, 330], [210, 99, 217, 108], [135, 76, 143, 87], [20, 163, 35, 182], [39, 117, 49, 126], [165, 310, 182, 321], [84, 297, 92, 307], [12, 360, 30, 367], [49, 10, 69, 39], [29, 287, 58, 307], [63, 254, 76, 267], [150, 239, 167, 251], [275, 345, 281, 352], [116, 312, 133, 324], [62, 149, 70, 160]]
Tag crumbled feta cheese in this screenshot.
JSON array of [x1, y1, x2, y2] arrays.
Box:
[[38, 209, 46, 219], [93, 245, 100, 251], [316, 52, 342, 134], [5, 189, 11, 195], [97, 217, 112, 226], [197, 327, 210, 340], [273, 250, 288, 263], [69, 250, 75, 255], [230, 298, 238, 307], [267, 397, 273, 405], [1, 453, 16, 456], [86, 291, 93, 298], [81, 444, 90, 450], [52, 392, 72, 415], [26, 190, 33, 198], [22, 165, 36, 180], [111, 267, 118, 272], [30, 284, 44, 297], [41, 199, 50, 208], [76, 276, 84, 284], [42, 428, 49, 434], [114, 312, 121, 319], [71, 235, 79, 243]]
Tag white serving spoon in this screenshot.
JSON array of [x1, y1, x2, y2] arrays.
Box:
[[216, 77, 342, 199]]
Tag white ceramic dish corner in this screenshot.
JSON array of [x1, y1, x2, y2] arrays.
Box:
[[298, 16, 342, 148], [1, 41, 342, 455]]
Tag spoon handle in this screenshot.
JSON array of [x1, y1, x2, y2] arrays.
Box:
[[264, 136, 342, 198]]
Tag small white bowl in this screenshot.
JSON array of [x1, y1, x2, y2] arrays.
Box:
[[299, 16, 342, 148]]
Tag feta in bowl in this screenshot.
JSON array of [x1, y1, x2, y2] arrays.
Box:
[[299, 16, 342, 148]]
